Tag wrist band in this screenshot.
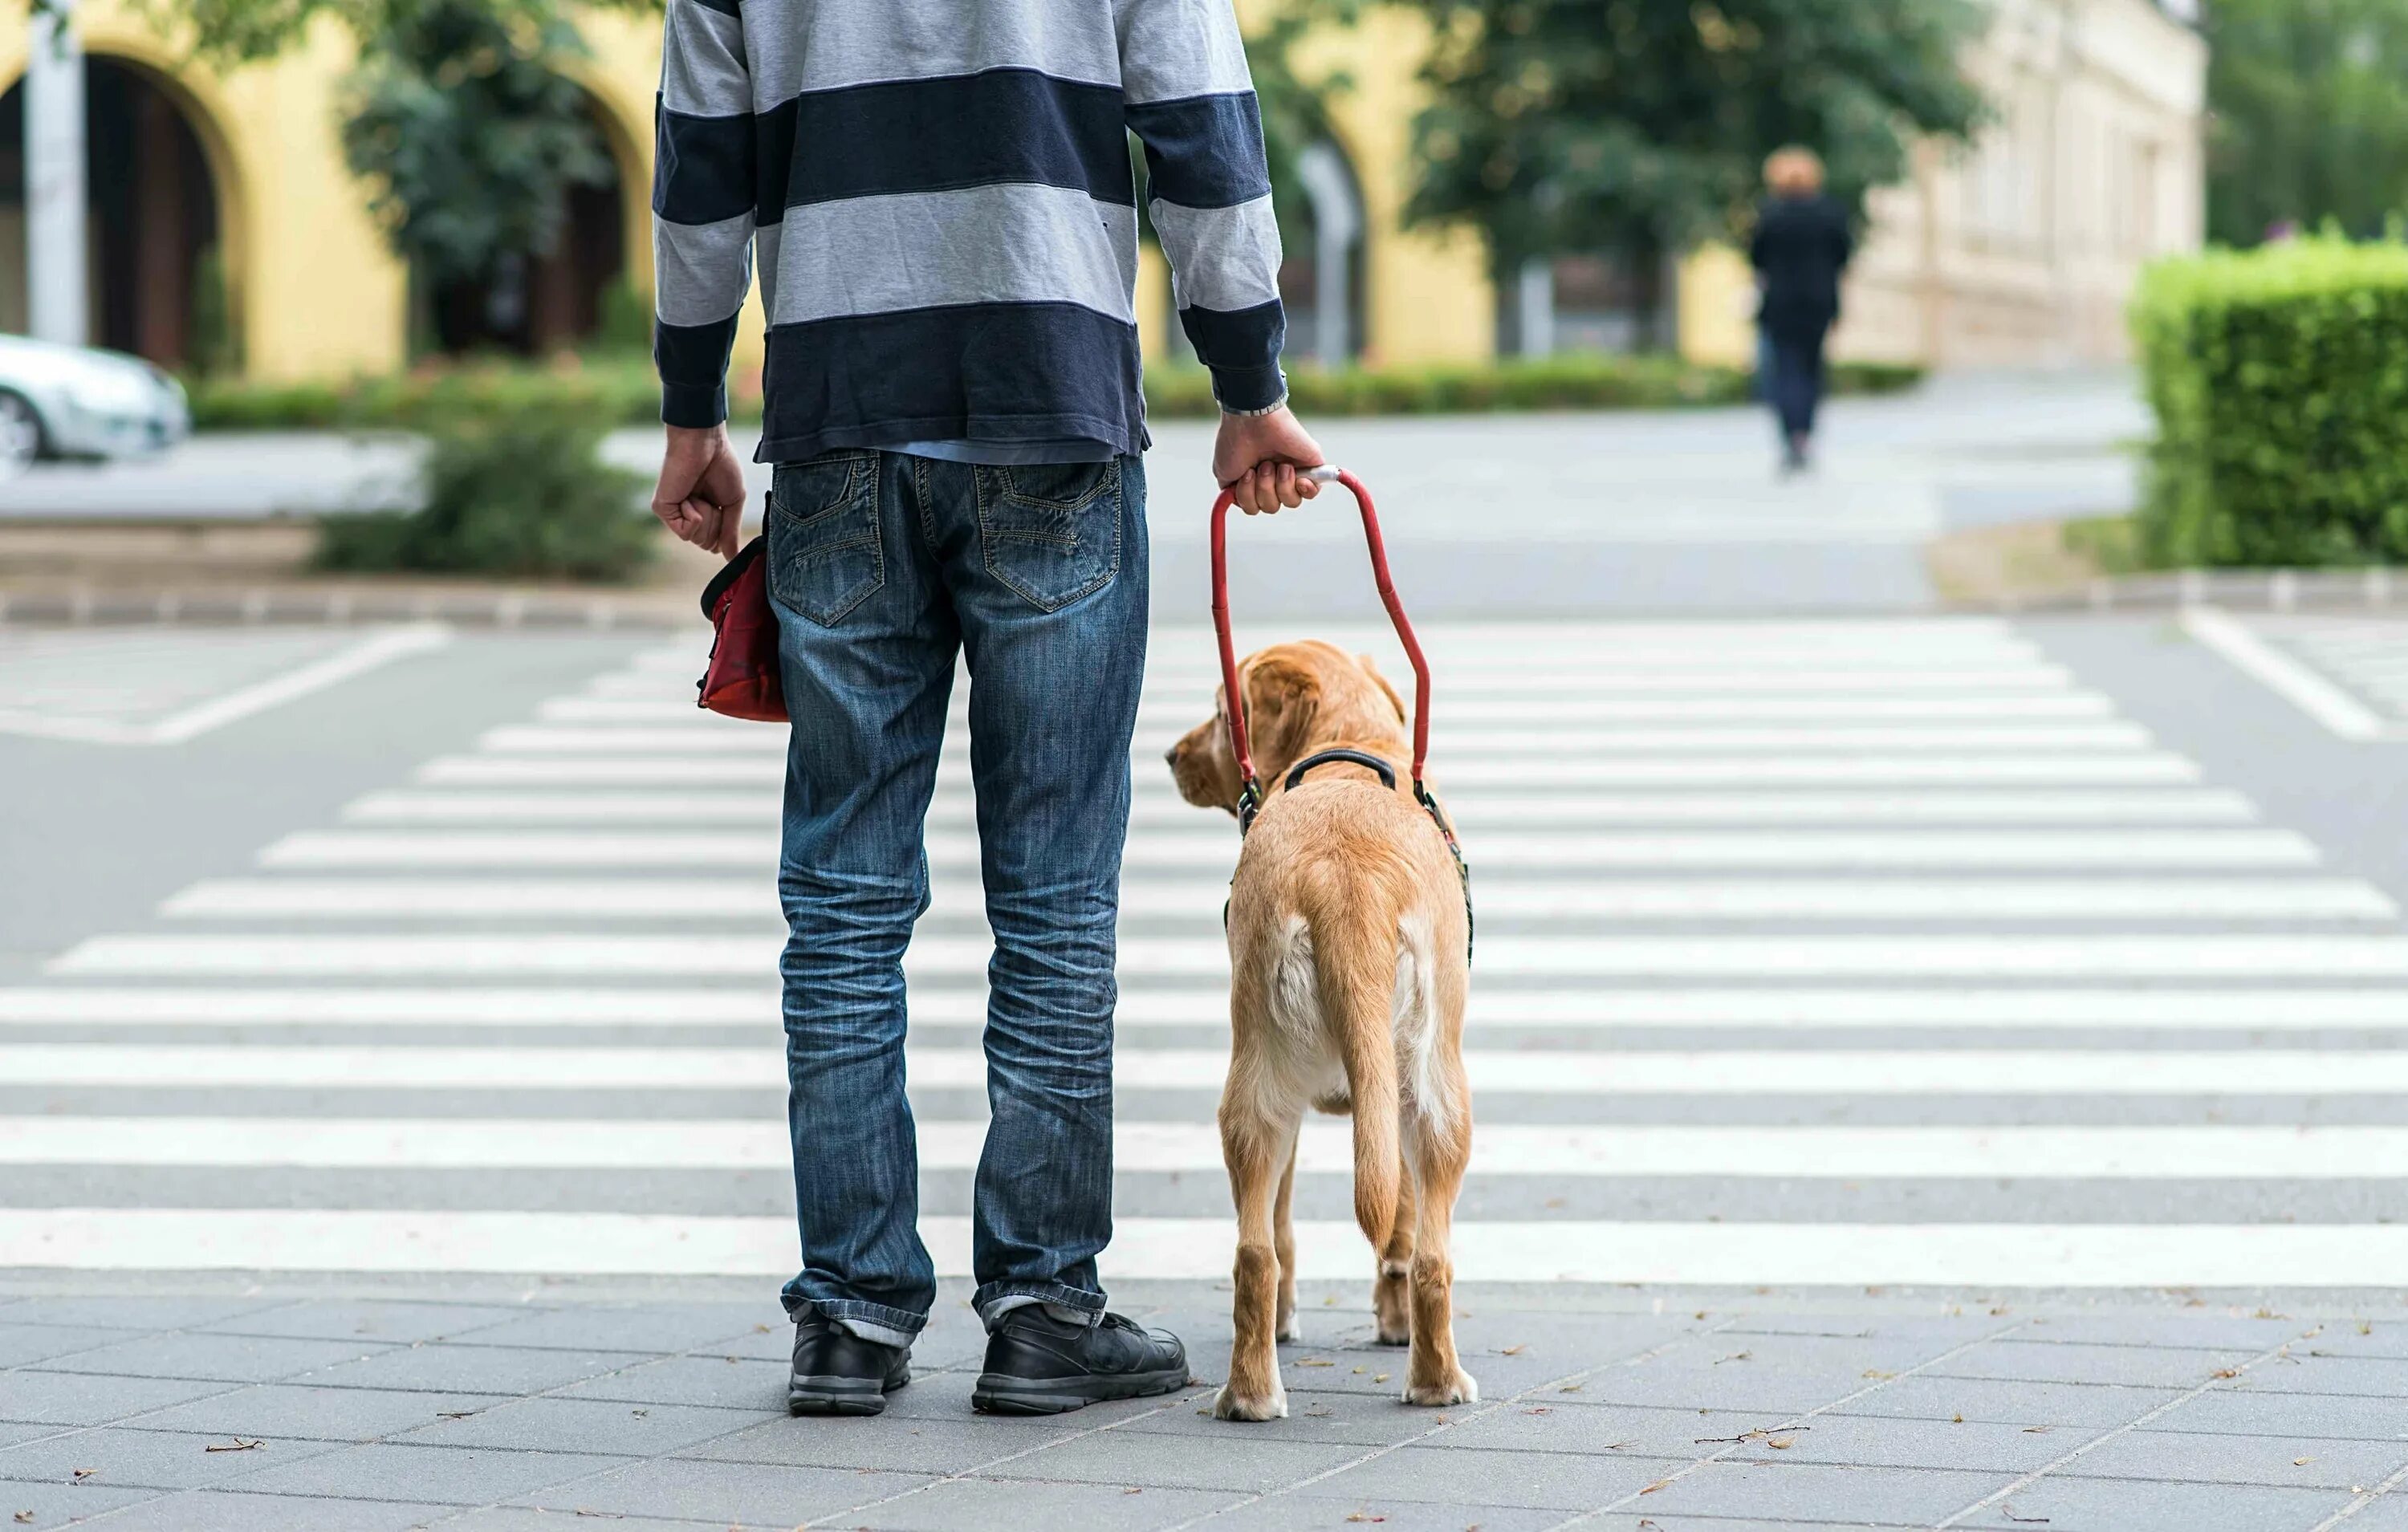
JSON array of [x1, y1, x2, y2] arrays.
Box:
[[1219, 392, 1290, 419]]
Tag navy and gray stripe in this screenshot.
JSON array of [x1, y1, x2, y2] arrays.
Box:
[[650, 0, 1287, 449]]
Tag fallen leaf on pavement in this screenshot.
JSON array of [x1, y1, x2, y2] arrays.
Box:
[[1952, 1414, 1965, 1424], [2212, 1369, 2241, 1380], [1639, 1480, 1670, 1495], [1712, 1351, 1751, 1365], [1861, 1369, 1894, 1380], [1342, 1515, 1383, 1524], [1374, 1373, 1390, 1384], [1768, 1437, 1796, 1449], [69, 1469, 96, 1483], [2295, 1457, 2315, 1466], [14, 1513, 32, 1524], [1500, 1344, 1526, 1355], [1298, 1359, 1334, 1368], [202, 1438, 263, 1453], [2022, 1426, 2051, 1435], [2001, 1508, 2048, 1524]]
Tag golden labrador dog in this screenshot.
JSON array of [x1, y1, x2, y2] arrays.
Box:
[[1166, 640, 1474, 1421]]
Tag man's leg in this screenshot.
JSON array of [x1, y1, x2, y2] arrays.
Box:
[[915, 454, 1186, 1412], [769, 449, 955, 1354]]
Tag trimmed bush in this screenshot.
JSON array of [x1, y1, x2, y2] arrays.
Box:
[[315, 404, 656, 582], [2131, 237, 2408, 567], [195, 352, 1921, 431]]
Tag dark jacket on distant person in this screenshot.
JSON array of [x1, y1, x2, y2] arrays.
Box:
[[1749, 194, 1853, 339]]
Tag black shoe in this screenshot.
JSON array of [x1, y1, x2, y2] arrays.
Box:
[[972, 1308, 1188, 1415], [787, 1309, 911, 1416]]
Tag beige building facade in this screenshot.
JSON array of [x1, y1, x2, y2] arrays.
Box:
[[2, 0, 2203, 383], [1684, 0, 2210, 370]]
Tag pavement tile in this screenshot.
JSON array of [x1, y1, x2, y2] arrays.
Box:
[[1307, 1444, 1676, 1511], [121, 1384, 514, 1442], [680, 1412, 1091, 1473], [2292, 1322, 2408, 1359], [1725, 1412, 2086, 1473], [1263, 1344, 1558, 1401], [38, 1332, 392, 1384], [1929, 1339, 2254, 1389], [873, 1367, 1176, 1428], [398, 1397, 770, 1456], [0, 1479, 161, 1530], [1576, 1359, 1886, 1415], [2335, 1493, 2408, 1531], [1424, 1402, 1780, 1459], [1954, 1477, 2355, 1531], [193, 1302, 532, 1347], [1573, 1519, 1928, 1531], [2230, 1354, 2408, 1397], [2014, 1314, 2323, 1352], [75, 1487, 455, 1530], [441, 1303, 771, 1356], [0, 1425, 342, 1492], [0, 1424, 55, 1449], [2060, 1428, 2408, 1489], [1719, 1314, 2007, 1347], [0, 1298, 291, 1333], [512, 1456, 929, 1524], [231, 1442, 624, 1506], [845, 1475, 1242, 1531], [299, 1344, 652, 1396], [1623, 1459, 2012, 1524], [0, 1371, 238, 1428], [999, 1428, 1365, 1492], [2145, 1387, 2408, 1440], [0, 1327, 129, 1370], [429, 1510, 780, 1532], [1833, 1376, 2181, 1428], [1198, 1492, 1566, 1530], [554, 1355, 787, 1410], [1122, 1388, 1443, 1449]]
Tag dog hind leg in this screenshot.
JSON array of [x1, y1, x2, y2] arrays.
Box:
[[1273, 1137, 1301, 1342], [1373, 1164, 1415, 1346], [1400, 1099, 1476, 1406], [1215, 1102, 1299, 1421]]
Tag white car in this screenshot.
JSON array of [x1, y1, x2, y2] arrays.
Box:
[[0, 334, 192, 476]]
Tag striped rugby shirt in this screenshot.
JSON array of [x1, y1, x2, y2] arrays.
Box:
[[651, 0, 1290, 462]]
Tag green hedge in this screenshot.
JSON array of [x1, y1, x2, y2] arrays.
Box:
[[2132, 237, 2408, 567], [191, 352, 1922, 432]]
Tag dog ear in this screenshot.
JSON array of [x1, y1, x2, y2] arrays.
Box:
[[1358, 654, 1408, 724], [1242, 652, 1324, 781]]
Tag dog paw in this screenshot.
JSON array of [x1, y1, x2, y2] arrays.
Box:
[[1275, 1319, 1303, 1343], [1374, 1322, 1411, 1347], [1401, 1369, 1479, 1407], [1213, 1383, 1290, 1422]]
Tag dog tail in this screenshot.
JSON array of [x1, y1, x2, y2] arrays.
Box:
[[1312, 893, 1405, 1251]]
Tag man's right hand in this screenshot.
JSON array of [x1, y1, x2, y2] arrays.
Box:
[[653, 423, 749, 559], [1214, 404, 1325, 515]]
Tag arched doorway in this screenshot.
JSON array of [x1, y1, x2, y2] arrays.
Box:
[[0, 56, 227, 367], [428, 91, 629, 356]]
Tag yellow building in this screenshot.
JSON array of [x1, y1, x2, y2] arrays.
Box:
[[0, 0, 2201, 384]]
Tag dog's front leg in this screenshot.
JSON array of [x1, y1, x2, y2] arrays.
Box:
[[1214, 1107, 1296, 1421]]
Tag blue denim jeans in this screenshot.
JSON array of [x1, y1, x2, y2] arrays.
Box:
[[766, 449, 1147, 1344]]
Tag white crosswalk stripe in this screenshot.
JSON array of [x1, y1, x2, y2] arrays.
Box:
[[8, 619, 2408, 1289]]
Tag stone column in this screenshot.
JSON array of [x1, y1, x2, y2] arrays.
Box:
[[25, 0, 89, 347]]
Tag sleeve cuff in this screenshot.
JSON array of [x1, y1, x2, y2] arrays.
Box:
[[661, 382, 729, 429], [1210, 362, 1287, 414]]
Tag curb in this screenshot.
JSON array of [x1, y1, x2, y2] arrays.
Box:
[[1959, 566, 2406, 615]]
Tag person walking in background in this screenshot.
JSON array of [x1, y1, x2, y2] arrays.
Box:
[[1749, 147, 1853, 475], [643, 0, 1323, 1419]]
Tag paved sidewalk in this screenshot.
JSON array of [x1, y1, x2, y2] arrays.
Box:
[[5, 1279, 2406, 1531]]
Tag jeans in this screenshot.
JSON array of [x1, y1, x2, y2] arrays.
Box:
[[767, 449, 1148, 1345], [1764, 324, 1829, 441]]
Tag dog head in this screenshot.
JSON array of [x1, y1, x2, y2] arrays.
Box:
[[1165, 640, 1410, 816]]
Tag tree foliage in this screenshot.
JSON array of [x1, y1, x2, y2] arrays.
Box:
[[337, 0, 612, 286], [2203, 0, 2408, 246], [1395, 0, 1988, 276]]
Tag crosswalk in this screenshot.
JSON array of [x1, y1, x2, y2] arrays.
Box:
[[8, 617, 2408, 1289]]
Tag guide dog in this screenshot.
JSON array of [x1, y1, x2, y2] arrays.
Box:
[[1166, 640, 1474, 1421]]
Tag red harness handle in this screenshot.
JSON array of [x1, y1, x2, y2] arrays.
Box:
[[1210, 466, 1433, 796]]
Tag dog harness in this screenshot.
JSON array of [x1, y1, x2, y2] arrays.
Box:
[[1210, 468, 1474, 962]]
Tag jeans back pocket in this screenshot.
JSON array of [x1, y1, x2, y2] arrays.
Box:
[[769, 452, 884, 626], [974, 460, 1123, 613]]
